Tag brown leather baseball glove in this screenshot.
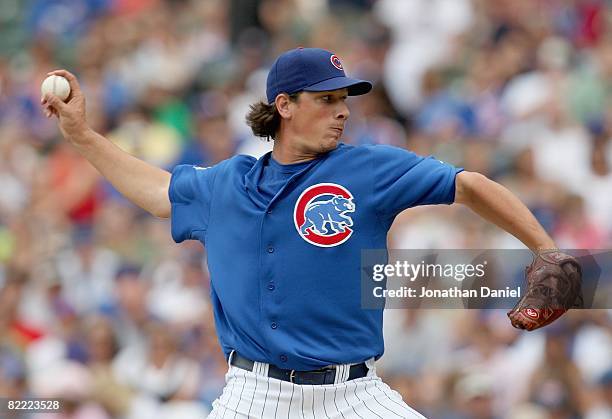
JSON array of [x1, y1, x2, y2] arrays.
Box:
[[507, 250, 583, 331]]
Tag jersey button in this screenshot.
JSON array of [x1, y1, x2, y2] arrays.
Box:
[[271, 322, 278, 329], [267, 282, 275, 291], [280, 355, 288, 362], [267, 246, 274, 253], [266, 209, 272, 214]]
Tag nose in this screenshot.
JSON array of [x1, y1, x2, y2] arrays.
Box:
[[336, 101, 350, 120]]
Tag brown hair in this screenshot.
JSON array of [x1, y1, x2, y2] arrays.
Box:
[[245, 92, 300, 141]]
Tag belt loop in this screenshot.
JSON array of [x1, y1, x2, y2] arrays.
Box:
[[261, 361, 270, 377], [253, 361, 269, 377], [365, 358, 375, 377], [335, 364, 349, 384], [228, 350, 236, 368]]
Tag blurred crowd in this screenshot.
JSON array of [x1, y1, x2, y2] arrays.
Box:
[[0, 0, 611, 418]]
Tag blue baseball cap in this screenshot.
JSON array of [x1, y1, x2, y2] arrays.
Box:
[[266, 48, 372, 104]]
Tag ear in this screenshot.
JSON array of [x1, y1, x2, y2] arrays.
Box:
[[275, 93, 294, 120]]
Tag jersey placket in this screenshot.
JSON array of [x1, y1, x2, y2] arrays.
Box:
[[259, 167, 313, 366]]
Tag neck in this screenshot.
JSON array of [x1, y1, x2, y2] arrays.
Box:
[[272, 136, 321, 164]]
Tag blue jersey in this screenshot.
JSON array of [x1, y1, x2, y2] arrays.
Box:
[[169, 143, 463, 371]]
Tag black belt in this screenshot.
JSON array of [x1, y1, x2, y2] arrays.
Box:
[[229, 352, 369, 385]]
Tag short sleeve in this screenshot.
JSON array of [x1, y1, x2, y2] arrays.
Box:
[[168, 164, 218, 243], [371, 145, 463, 218]]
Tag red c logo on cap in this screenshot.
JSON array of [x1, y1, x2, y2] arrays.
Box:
[[330, 55, 343, 70]]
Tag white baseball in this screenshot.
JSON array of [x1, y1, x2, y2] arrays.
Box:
[[41, 75, 71, 101]]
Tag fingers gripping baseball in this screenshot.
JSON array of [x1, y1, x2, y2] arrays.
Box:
[[40, 69, 88, 140]]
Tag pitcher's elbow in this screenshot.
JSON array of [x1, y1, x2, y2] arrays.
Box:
[[454, 171, 488, 205]]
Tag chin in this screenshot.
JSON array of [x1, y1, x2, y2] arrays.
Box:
[[319, 137, 339, 153]]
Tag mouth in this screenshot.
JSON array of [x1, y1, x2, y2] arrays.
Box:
[[330, 127, 344, 135]]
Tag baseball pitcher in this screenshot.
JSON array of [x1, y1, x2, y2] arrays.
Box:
[[41, 47, 581, 418]]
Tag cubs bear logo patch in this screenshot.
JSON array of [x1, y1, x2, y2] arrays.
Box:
[[294, 183, 355, 247]]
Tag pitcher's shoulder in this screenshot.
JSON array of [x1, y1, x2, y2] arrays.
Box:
[[219, 154, 258, 172], [328, 142, 373, 159], [329, 143, 412, 161]]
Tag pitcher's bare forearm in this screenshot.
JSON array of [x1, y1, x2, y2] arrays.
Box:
[[72, 128, 171, 218], [454, 171, 556, 252], [40, 69, 171, 218]]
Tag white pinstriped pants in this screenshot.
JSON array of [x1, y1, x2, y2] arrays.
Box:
[[207, 359, 427, 418]]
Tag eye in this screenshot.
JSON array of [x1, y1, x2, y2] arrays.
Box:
[[321, 95, 331, 102]]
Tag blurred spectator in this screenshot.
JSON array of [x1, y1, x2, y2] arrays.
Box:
[[585, 368, 612, 419], [528, 326, 587, 418], [32, 360, 111, 419], [375, 0, 474, 113], [554, 194, 608, 249], [176, 91, 239, 166], [112, 321, 205, 418], [83, 316, 133, 417], [345, 84, 407, 146], [108, 265, 154, 348], [55, 227, 120, 315], [108, 107, 182, 170], [451, 373, 499, 419], [0, 272, 45, 350]]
